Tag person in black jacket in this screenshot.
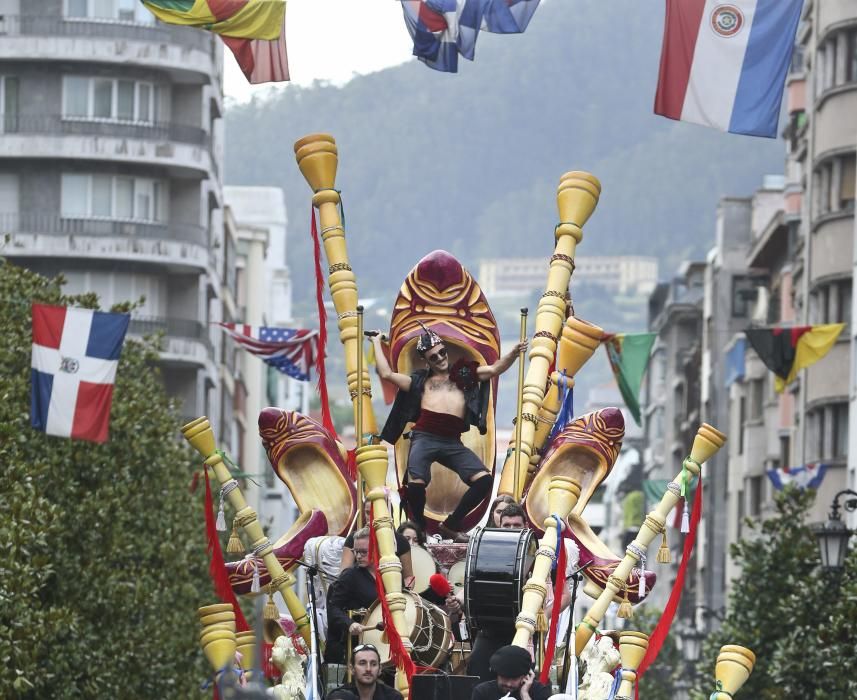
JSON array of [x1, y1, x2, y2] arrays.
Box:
[[470, 645, 552, 700], [333, 644, 403, 700], [371, 323, 525, 540]]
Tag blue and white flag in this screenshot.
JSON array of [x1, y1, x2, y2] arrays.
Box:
[[767, 462, 829, 491]]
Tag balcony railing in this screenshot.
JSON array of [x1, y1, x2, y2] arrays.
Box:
[[0, 14, 213, 53], [0, 211, 207, 246], [129, 315, 214, 358], [0, 114, 208, 147]]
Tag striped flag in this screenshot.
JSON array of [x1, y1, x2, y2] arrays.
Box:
[[31, 303, 130, 443], [654, 0, 803, 137], [219, 324, 317, 380], [141, 0, 289, 84], [767, 463, 828, 491]]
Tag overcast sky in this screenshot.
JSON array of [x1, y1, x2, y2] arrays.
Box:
[[223, 0, 414, 101]]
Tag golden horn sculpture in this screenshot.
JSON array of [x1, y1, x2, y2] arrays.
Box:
[[498, 173, 601, 500], [294, 133, 376, 438], [182, 417, 311, 646], [712, 645, 756, 699], [575, 423, 726, 655], [512, 476, 581, 647], [615, 631, 649, 700], [527, 316, 604, 489], [359, 441, 413, 698]]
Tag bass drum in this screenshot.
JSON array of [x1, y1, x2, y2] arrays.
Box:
[[410, 545, 439, 594], [464, 527, 536, 636], [360, 590, 452, 669]]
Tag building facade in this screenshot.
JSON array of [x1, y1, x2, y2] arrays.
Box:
[[0, 0, 226, 427]]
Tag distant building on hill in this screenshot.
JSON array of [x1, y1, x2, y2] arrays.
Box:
[[478, 255, 659, 298]]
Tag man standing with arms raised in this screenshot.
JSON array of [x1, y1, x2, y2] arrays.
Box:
[[371, 323, 525, 541]]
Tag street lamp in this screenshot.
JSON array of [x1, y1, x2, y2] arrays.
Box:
[[679, 626, 705, 664], [812, 489, 857, 573]]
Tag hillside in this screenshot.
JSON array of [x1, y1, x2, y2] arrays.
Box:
[[224, 0, 785, 312]]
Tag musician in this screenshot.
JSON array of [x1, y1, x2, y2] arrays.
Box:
[[396, 520, 426, 548], [326, 528, 378, 663], [470, 645, 553, 700], [372, 323, 526, 541], [498, 503, 527, 530], [341, 501, 415, 588], [488, 494, 516, 527], [336, 644, 403, 700]]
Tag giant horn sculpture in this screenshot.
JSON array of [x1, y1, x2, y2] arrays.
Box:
[[182, 417, 311, 646], [615, 630, 649, 700], [712, 645, 756, 699], [574, 423, 726, 655], [498, 172, 601, 500], [512, 476, 580, 648]]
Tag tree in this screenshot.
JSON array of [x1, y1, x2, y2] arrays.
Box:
[[691, 486, 857, 699], [633, 606, 683, 700], [0, 260, 211, 697]]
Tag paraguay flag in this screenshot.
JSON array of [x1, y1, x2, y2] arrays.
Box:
[[654, 0, 804, 137], [31, 304, 130, 443]]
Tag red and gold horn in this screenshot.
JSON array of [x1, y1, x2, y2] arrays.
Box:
[[182, 417, 311, 646]]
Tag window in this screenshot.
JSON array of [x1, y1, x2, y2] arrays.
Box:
[[840, 154, 855, 211], [65, 0, 155, 24], [833, 403, 848, 460], [738, 396, 746, 455], [61, 173, 168, 222], [811, 279, 851, 327], [748, 379, 764, 420], [808, 403, 849, 461], [747, 476, 762, 517], [849, 29, 857, 82], [62, 76, 161, 123], [0, 75, 18, 133]]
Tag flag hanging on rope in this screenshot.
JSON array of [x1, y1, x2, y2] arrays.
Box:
[[141, 0, 289, 84], [31, 303, 130, 443], [219, 324, 317, 381], [401, 0, 542, 73], [767, 463, 829, 491], [654, 0, 803, 137], [744, 323, 845, 392], [602, 332, 657, 426]]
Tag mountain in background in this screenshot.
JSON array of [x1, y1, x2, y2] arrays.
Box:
[[224, 0, 785, 318]]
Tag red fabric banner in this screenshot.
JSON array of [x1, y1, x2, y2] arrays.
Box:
[[310, 207, 335, 437], [539, 526, 567, 684]]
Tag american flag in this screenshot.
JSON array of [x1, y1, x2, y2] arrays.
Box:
[[219, 324, 317, 381]]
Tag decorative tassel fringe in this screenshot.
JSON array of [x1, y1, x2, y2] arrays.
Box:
[[264, 591, 279, 620], [681, 499, 691, 534], [638, 554, 647, 599], [251, 559, 261, 594], [617, 585, 633, 619], [215, 492, 227, 532], [657, 531, 671, 564], [227, 522, 244, 555]]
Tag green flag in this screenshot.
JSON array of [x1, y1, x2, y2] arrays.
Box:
[[603, 332, 656, 426]]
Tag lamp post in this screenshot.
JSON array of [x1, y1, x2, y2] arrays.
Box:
[[677, 625, 705, 700], [812, 489, 857, 573]]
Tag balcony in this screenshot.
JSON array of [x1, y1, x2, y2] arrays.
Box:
[[0, 15, 216, 81], [0, 114, 213, 176], [129, 315, 214, 367], [0, 211, 210, 271]]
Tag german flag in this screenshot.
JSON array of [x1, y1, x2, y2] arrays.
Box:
[[744, 323, 845, 392], [142, 0, 288, 83]]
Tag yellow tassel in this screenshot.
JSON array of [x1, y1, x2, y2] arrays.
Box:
[[227, 521, 244, 555], [617, 586, 633, 619], [264, 592, 279, 621], [656, 531, 671, 564]]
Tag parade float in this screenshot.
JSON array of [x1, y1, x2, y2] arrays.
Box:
[[182, 134, 756, 700]]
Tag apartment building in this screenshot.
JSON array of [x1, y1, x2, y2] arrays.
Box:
[[0, 0, 226, 426]]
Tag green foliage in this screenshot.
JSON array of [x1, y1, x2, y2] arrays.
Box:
[[691, 487, 857, 699], [0, 260, 210, 698], [632, 606, 683, 700], [224, 0, 783, 316]]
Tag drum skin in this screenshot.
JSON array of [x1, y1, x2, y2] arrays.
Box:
[[464, 527, 536, 637], [360, 590, 452, 669], [410, 546, 440, 595]]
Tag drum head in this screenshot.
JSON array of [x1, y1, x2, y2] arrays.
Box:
[[410, 546, 439, 594], [464, 527, 536, 635], [360, 590, 452, 669]]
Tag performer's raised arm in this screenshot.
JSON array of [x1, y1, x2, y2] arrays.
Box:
[[370, 332, 411, 391], [476, 339, 528, 380]]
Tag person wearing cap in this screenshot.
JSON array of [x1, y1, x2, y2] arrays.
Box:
[[371, 322, 526, 541], [470, 645, 553, 700], [334, 644, 403, 700]]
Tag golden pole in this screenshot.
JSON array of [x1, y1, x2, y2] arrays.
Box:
[[512, 476, 580, 648], [513, 307, 528, 503], [182, 417, 312, 646], [712, 645, 756, 699], [574, 423, 726, 655], [294, 134, 377, 438], [356, 305, 365, 528], [499, 173, 601, 500], [615, 631, 649, 700]]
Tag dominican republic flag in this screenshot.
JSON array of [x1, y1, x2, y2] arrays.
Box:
[[401, 0, 541, 73], [654, 0, 804, 137], [31, 303, 130, 443], [219, 324, 317, 381], [767, 463, 828, 491]]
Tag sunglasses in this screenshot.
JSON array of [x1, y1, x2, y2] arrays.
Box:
[[353, 644, 378, 654], [426, 347, 447, 363]]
